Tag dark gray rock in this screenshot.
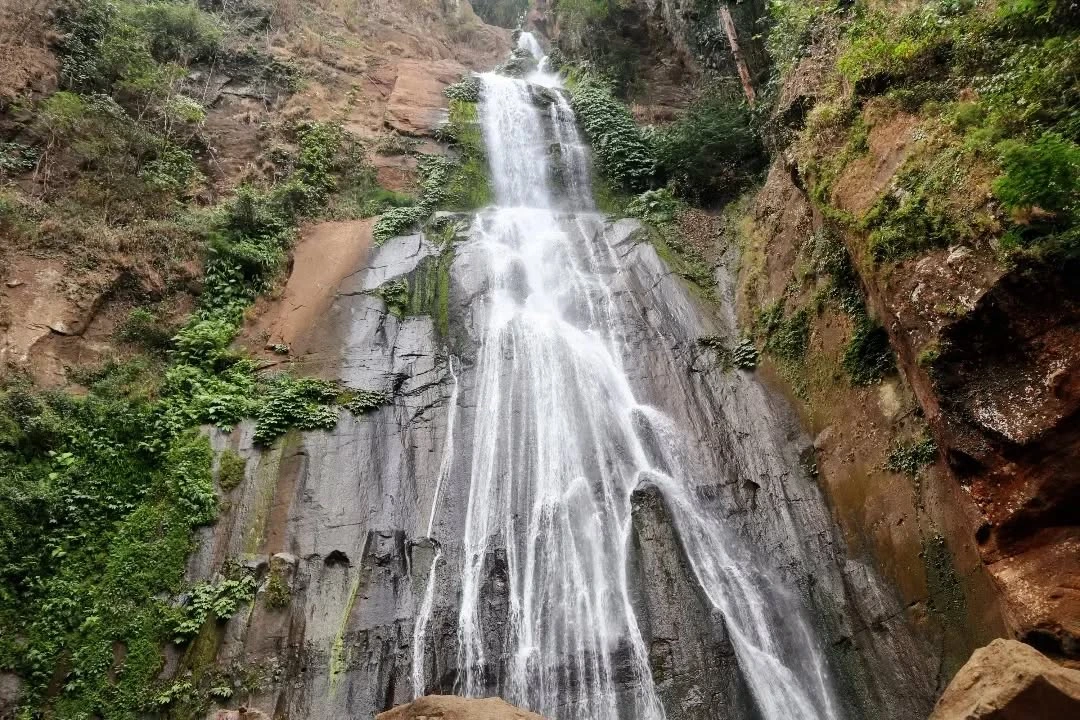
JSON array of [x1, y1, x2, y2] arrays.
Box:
[[184, 221, 938, 720]]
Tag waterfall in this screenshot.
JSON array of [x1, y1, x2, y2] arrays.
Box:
[[411, 356, 459, 697], [412, 32, 843, 720]]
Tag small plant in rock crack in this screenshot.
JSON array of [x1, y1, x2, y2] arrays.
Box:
[[172, 571, 257, 643], [253, 375, 341, 445], [697, 334, 731, 363], [342, 389, 388, 416], [731, 337, 759, 370], [698, 335, 758, 371], [885, 436, 938, 476], [265, 563, 291, 609], [370, 278, 410, 316]]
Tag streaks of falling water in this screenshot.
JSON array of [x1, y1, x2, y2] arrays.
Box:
[[434, 32, 842, 720], [517, 30, 545, 61], [410, 357, 459, 697]]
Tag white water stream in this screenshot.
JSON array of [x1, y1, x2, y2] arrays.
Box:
[[412, 33, 842, 720]]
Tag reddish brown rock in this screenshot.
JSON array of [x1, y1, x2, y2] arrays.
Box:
[[929, 639, 1080, 720], [212, 709, 270, 720], [377, 696, 547, 720], [385, 59, 469, 137]]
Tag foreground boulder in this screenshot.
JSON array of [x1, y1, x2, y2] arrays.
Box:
[[377, 696, 546, 720], [930, 639, 1080, 719]]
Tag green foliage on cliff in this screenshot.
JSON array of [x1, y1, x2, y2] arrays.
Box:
[[566, 70, 657, 192], [993, 132, 1080, 217], [444, 100, 494, 210], [842, 317, 896, 386], [886, 435, 938, 476], [0, 379, 225, 718], [59, 0, 222, 92], [759, 303, 811, 366], [652, 89, 766, 203], [253, 376, 341, 445], [778, 0, 1080, 259], [0, 98, 384, 718], [371, 101, 491, 245]]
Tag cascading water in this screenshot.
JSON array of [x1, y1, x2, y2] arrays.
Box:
[[412, 32, 843, 720]]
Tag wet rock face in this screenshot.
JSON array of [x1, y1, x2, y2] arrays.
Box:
[[927, 255, 1080, 658], [929, 639, 1080, 720], [629, 484, 760, 720], [187, 218, 940, 719]]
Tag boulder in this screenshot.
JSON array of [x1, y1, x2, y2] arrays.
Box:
[[377, 696, 546, 720], [929, 639, 1080, 720], [212, 709, 270, 720]]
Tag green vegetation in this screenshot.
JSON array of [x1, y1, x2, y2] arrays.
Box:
[[118, 306, 178, 352], [625, 189, 714, 289], [444, 99, 494, 209], [553, 1, 644, 95], [778, 0, 1079, 259], [758, 302, 811, 366], [652, 89, 766, 204], [371, 278, 411, 318], [566, 70, 657, 192], [444, 75, 481, 103], [371, 99, 491, 245], [252, 376, 340, 446], [731, 337, 761, 370], [343, 389, 389, 416], [0, 379, 226, 718], [264, 557, 291, 610], [766, 0, 840, 77], [372, 205, 430, 245], [698, 335, 760, 371], [842, 317, 895, 385], [0, 7, 401, 713], [885, 435, 938, 476], [216, 449, 246, 491], [993, 132, 1079, 216]]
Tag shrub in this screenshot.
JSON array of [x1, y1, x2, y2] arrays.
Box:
[[130, 1, 222, 64], [342, 389, 388, 416], [842, 317, 895, 385], [886, 436, 938, 476], [567, 72, 657, 192], [759, 303, 811, 365], [766, 0, 836, 76], [732, 337, 760, 370], [216, 449, 246, 491], [626, 188, 680, 225], [373, 205, 429, 245], [993, 132, 1079, 215], [654, 92, 765, 203], [444, 75, 481, 103], [253, 375, 341, 445], [0, 143, 41, 174], [58, 0, 221, 91], [118, 307, 176, 351]]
